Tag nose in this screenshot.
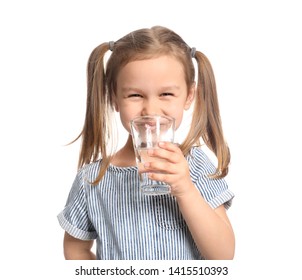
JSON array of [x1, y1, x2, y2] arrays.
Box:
[[141, 99, 161, 116]]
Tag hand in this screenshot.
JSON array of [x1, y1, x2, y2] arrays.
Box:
[[140, 142, 196, 197]]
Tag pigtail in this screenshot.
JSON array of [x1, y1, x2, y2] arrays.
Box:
[[76, 42, 113, 183], [184, 50, 230, 178]]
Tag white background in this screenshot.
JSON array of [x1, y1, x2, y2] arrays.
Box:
[[1, 0, 301, 278]]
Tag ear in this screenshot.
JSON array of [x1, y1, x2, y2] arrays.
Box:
[[184, 83, 195, 110]]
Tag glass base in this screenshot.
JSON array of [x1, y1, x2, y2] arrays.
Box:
[[141, 184, 171, 196]]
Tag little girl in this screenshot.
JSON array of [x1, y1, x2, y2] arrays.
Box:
[[58, 26, 235, 260]]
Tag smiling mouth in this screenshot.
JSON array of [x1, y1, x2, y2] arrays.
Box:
[[144, 122, 156, 129]]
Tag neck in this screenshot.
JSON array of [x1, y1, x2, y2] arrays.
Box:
[[111, 134, 136, 167]]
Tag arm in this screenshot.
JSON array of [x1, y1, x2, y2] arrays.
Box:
[[176, 186, 235, 259], [143, 142, 235, 259], [63, 232, 96, 260]]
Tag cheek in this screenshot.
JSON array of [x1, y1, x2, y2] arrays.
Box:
[[172, 113, 185, 130], [165, 104, 185, 129], [118, 111, 133, 133]]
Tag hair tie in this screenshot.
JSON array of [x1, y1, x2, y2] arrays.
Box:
[[190, 47, 196, 58], [109, 41, 115, 51]]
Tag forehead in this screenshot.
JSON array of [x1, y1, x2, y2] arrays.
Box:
[[117, 55, 185, 83]]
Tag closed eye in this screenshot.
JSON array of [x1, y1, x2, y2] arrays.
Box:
[[128, 93, 143, 98], [160, 92, 174, 97]]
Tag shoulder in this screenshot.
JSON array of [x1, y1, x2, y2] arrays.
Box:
[[81, 160, 101, 177], [187, 146, 217, 175], [68, 161, 102, 193], [187, 146, 234, 209]]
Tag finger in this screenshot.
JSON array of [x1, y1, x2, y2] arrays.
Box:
[[137, 162, 149, 174], [149, 147, 181, 164], [148, 172, 173, 183], [144, 160, 177, 175], [158, 141, 180, 152]]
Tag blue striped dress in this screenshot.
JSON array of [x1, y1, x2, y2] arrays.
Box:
[[57, 147, 234, 260]]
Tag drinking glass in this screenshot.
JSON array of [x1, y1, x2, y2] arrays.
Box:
[[130, 115, 175, 195]]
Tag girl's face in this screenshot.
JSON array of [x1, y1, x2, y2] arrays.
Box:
[[114, 55, 195, 133]]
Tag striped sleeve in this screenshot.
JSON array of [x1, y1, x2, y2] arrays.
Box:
[[57, 169, 97, 240], [188, 147, 234, 209]]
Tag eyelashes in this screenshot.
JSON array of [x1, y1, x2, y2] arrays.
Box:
[[127, 93, 142, 98], [160, 92, 174, 97], [127, 93, 174, 98]]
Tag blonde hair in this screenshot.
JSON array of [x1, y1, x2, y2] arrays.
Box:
[[74, 26, 230, 184]]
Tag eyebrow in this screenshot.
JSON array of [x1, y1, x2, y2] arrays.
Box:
[[121, 85, 181, 93], [121, 87, 143, 93], [160, 85, 181, 91]]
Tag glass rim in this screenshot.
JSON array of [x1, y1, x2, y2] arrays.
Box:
[[130, 115, 175, 124]]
